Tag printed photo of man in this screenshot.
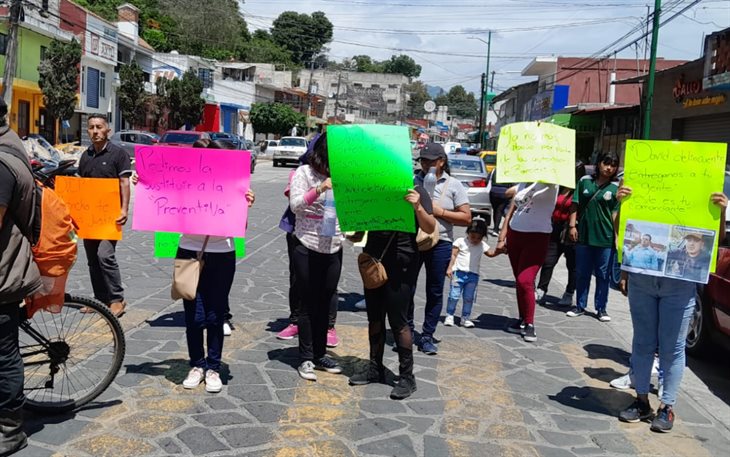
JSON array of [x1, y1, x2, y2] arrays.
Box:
[[625, 234, 661, 271], [665, 230, 713, 283]]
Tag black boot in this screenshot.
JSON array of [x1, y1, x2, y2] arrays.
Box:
[[390, 375, 417, 400], [349, 361, 386, 386], [0, 408, 27, 457]]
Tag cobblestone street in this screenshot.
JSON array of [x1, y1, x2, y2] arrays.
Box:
[[17, 163, 730, 457]]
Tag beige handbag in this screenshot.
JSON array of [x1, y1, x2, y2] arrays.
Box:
[[171, 236, 210, 301], [358, 233, 396, 289], [416, 178, 449, 251]]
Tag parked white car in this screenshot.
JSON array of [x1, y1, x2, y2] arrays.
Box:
[[272, 137, 308, 167]]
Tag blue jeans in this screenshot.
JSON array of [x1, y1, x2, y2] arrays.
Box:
[[178, 249, 236, 372], [575, 244, 612, 312], [446, 271, 479, 319], [412, 239, 452, 338], [627, 273, 695, 406]]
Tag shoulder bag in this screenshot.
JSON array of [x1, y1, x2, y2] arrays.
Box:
[[358, 233, 396, 289], [416, 177, 449, 252], [171, 236, 210, 301]]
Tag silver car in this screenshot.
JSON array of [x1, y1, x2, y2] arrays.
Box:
[[447, 153, 492, 219], [110, 130, 159, 159]]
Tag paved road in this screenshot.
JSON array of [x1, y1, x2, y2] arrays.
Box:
[[18, 162, 730, 457]]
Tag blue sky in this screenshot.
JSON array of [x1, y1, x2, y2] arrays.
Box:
[[240, 0, 730, 95]]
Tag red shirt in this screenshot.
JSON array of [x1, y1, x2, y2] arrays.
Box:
[[552, 192, 573, 223]]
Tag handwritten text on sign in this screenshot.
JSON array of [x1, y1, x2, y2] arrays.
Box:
[[327, 124, 415, 233], [617, 140, 727, 270], [54, 176, 121, 240], [496, 122, 576, 188], [133, 146, 250, 237]]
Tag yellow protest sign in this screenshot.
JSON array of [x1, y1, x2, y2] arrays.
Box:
[[617, 140, 727, 272], [496, 122, 576, 188], [55, 176, 122, 240]]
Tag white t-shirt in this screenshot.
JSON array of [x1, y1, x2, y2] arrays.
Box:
[[452, 237, 490, 274], [509, 183, 559, 234], [178, 235, 234, 253]]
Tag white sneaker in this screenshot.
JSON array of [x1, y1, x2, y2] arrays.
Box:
[[223, 321, 232, 336], [182, 367, 205, 389], [205, 370, 223, 393], [609, 372, 634, 390], [462, 318, 475, 328], [557, 292, 574, 306], [535, 289, 546, 304], [444, 315, 454, 327], [298, 361, 317, 381], [354, 299, 367, 310]]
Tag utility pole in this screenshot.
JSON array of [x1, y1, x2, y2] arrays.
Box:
[[477, 73, 485, 147], [305, 59, 316, 131], [334, 72, 342, 122], [642, 0, 661, 139], [1, 0, 23, 110], [472, 31, 491, 150]]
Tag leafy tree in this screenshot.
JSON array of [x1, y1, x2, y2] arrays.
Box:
[[118, 61, 147, 128], [352, 55, 384, 73], [435, 85, 478, 118], [271, 11, 333, 65], [382, 54, 421, 78], [250, 102, 305, 136], [157, 70, 205, 129], [38, 39, 81, 123], [405, 81, 430, 117], [240, 37, 294, 68]]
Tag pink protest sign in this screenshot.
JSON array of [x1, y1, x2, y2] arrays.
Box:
[[132, 145, 250, 237]]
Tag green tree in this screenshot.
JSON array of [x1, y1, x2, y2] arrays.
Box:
[[435, 85, 478, 118], [382, 54, 421, 78], [405, 81, 430, 117], [157, 70, 204, 129], [38, 38, 81, 123], [118, 61, 147, 128], [240, 37, 294, 68], [352, 55, 384, 73], [250, 102, 305, 136], [271, 11, 333, 65]]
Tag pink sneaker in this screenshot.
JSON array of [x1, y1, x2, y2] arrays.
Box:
[[326, 327, 340, 348], [277, 324, 298, 340]]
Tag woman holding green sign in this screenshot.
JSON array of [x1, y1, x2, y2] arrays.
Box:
[[288, 133, 345, 381], [616, 185, 727, 433]]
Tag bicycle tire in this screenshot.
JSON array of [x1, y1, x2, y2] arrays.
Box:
[[21, 295, 126, 414]]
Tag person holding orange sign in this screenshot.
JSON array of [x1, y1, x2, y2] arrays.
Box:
[[78, 114, 132, 317]]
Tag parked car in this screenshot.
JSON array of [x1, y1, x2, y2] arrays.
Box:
[[209, 132, 242, 149], [158, 130, 211, 146], [447, 153, 492, 219], [238, 138, 258, 174], [271, 136, 308, 167], [258, 139, 278, 155], [687, 173, 730, 356], [479, 150, 497, 174], [443, 142, 462, 154], [110, 130, 159, 159]]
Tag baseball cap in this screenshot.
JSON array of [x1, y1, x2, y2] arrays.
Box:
[[418, 143, 446, 161], [684, 231, 704, 240]]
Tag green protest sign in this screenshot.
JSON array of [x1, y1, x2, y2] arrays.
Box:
[[327, 124, 415, 232], [617, 140, 727, 271], [154, 232, 246, 258], [496, 122, 576, 188]]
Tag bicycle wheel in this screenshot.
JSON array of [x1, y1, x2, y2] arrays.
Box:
[[20, 295, 126, 414]]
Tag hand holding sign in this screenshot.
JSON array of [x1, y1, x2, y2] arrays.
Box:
[[55, 176, 122, 240], [132, 146, 250, 237], [496, 122, 576, 188]]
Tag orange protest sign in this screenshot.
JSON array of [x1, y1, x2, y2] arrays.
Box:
[[54, 176, 122, 240]]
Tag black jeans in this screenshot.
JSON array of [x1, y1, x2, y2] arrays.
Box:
[[291, 242, 342, 361], [178, 249, 235, 372], [83, 239, 124, 304], [0, 303, 24, 410], [537, 223, 576, 295], [365, 245, 418, 378], [286, 233, 337, 327], [490, 193, 510, 231]]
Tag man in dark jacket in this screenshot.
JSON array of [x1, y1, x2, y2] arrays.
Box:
[[0, 99, 42, 456]]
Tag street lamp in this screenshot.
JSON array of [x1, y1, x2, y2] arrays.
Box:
[[469, 34, 491, 150]]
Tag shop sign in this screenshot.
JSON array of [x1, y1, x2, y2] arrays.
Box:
[[673, 75, 703, 103], [682, 94, 727, 109]]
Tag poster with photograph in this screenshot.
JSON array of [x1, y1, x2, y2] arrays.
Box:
[[621, 219, 716, 284]]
